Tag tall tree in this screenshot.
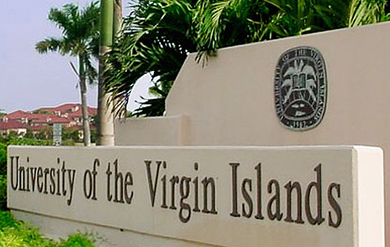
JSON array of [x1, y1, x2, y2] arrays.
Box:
[[97, 0, 115, 146], [36, 2, 100, 146], [104, 0, 198, 117]]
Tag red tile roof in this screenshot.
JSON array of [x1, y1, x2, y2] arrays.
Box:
[[38, 103, 97, 116], [5, 110, 31, 119], [67, 108, 97, 118], [0, 119, 28, 130], [29, 114, 70, 124], [38, 103, 80, 113], [50, 116, 71, 123], [1, 103, 96, 133]]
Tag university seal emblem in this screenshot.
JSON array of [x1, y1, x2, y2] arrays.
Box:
[[274, 46, 327, 130]]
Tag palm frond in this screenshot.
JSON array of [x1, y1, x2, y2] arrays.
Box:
[[35, 38, 64, 54], [104, 0, 390, 118], [195, 0, 270, 62], [104, 0, 197, 117], [48, 7, 72, 33], [37, 1, 100, 77], [348, 0, 387, 27], [132, 97, 166, 117], [84, 57, 97, 84]]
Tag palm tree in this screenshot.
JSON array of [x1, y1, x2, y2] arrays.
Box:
[[195, 0, 276, 63], [104, 0, 198, 117], [36, 2, 100, 146], [96, 0, 123, 146], [263, 0, 388, 34], [104, 0, 389, 117], [197, 0, 389, 59]]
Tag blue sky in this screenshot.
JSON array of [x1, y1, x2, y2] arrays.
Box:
[[0, 0, 150, 113]]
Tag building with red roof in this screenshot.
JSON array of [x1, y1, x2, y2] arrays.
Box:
[[5, 110, 31, 124], [36, 103, 97, 117], [0, 118, 28, 136], [1, 103, 97, 138]]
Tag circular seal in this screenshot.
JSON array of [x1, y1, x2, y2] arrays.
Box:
[[274, 46, 327, 130]]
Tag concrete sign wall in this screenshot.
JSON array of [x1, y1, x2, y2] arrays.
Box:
[[114, 22, 390, 246], [8, 146, 384, 247]]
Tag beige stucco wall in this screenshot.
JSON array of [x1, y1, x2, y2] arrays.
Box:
[[116, 22, 390, 245], [166, 22, 390, 147], [115, 116, 189, 146], [12, 211, 220, 247]]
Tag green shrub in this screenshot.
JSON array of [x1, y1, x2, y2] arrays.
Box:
[[0, 230, 25, 247], [61, 139, 75, 146], [0, 210, 19, 229], [0, 210, 97, 247], [8, 137, 52, 146], [0, 226, 55, 247], [58, 234, 96, 247], [0, 175, 6, 211], [0, 211, 56, 247], [0, 143, 6, 176]]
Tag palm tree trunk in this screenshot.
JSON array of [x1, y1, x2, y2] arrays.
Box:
[[97, 0, 115, 146], [79, 56, 91, 146], [114, 0, 122, 34]]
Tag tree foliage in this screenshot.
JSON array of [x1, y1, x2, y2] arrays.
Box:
[[104, 0, 389, 117], [36, 2, 100, 81], [197, 0, 389, 55], [0, 143, 6, 176], [104, 0, 198, 117]]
